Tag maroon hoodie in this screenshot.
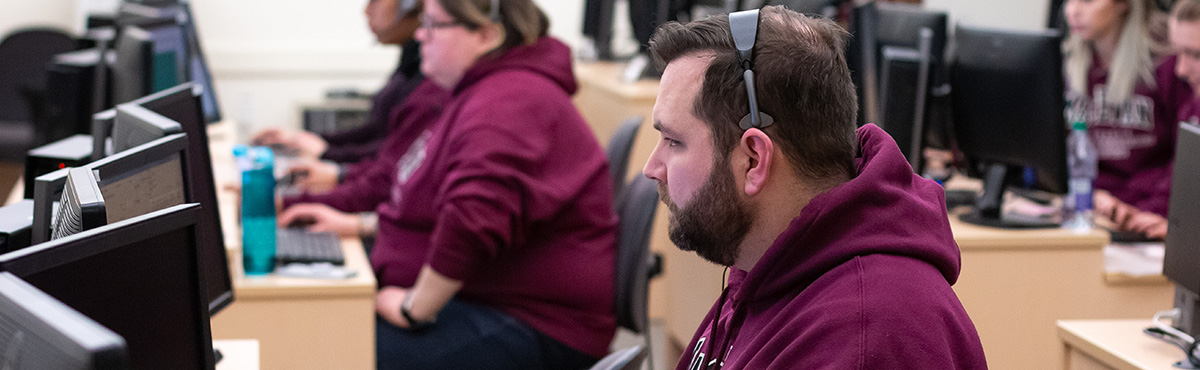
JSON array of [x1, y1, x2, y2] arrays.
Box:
[[371, 37, 618, 358], [1183, 97, 1200, 128], [282, 80, 449, 213], [678, 125, 986, 370], [1071, 55, 1195, 216]]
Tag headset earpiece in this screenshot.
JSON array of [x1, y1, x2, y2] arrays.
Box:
[[399, 0, 417, 19], [729, 9, 775, 130]]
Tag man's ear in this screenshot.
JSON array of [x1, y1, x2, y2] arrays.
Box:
[[737, 128, 774, 196]]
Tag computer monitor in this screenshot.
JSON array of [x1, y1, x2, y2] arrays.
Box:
[[582, 0, 616, 60], [32, 133, 188, 244], [112, 2, 221, 123], [91, 83, 232, 314], [849, 2, 947, 169], [950, 26, 1067, 228], [50, 168, 106, 240], [112, 103, 183, 153], [42, 48, 108, 145], [178, 2, 222, 123], [1163, 123, 1200, 337], [111, 24, 187, 106], [0, 204, 216, 370], [0, 272, 129, 370]]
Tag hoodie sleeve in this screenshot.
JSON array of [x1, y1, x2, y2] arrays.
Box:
[[423, 78, 563, 282], [281, 155, 396, 214]]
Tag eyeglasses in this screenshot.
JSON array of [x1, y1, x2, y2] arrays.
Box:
[[420, 14, 464, 30]]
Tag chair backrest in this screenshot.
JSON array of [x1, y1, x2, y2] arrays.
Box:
[[0, 28, 76, 121], [614, 175, 659, 334], [605, 117, 643, 199], [588, 345, 647, 370]]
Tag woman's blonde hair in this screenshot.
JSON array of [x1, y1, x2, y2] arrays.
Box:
[[1063, 0, 1163, 104]]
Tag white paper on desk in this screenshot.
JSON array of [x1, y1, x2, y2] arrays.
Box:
[[1104, 243, 1165, 277]]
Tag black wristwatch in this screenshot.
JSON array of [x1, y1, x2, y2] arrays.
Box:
[[400, 297, 436, 332]]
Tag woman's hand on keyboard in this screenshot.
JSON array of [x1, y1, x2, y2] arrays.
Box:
[[278, 203, 359, 237]]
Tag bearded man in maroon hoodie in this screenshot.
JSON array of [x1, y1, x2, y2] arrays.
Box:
[[644, 6, 987, 369]]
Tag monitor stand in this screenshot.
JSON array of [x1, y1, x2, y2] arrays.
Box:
[[959, 164, 1060, 229]]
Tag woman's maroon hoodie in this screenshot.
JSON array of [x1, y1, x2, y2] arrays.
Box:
[[371, 37, 618, 358]]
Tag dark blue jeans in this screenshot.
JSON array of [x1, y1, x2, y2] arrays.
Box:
[[376, 299, 598, 370]]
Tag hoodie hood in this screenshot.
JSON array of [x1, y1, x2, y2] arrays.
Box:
[[453, 36, 577, 96], [731, 123, 960, 303]]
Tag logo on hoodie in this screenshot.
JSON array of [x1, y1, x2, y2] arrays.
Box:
[[391, 130, 432, 205], [687, 337, 730, 370]]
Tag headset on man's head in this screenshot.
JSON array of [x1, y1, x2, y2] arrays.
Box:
[[729, 9, 775, 131]]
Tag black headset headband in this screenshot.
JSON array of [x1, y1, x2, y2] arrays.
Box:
[[729, 9, 774, 130]]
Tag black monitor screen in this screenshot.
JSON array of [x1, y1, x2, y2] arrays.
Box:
[[950, 26, 1067, 227], [43, 49, 106, 145], [178, 3, 222, 123], [0, 272, 129, 370], [112, 24, 187, 106], [1165, 123, 1200, 336], [114, 83, 232, 315], [849, 2, 947, 131], [0, 204, 215, 370]]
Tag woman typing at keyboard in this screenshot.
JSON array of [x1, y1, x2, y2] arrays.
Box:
[[277, 0, 618, 369]]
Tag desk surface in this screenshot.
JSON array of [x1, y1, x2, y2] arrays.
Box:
[[1058, 319, 1187, 370], [207, 120, 376, 370]]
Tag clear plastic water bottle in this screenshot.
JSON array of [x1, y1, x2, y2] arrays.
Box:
[[235, 145, 277, 275], [1064, 120, 1098, 231]]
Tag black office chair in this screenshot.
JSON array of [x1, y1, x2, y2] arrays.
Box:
[[613, 175, 662, 370], [589, 345, 648, 370], [606, 116, 643, 200], [0, 28, 76, 163]]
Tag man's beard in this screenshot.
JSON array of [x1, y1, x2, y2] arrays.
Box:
[[658, 159, 755, 267]]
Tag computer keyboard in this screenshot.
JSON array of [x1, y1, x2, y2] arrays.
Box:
[[275, 229, 345, 265]]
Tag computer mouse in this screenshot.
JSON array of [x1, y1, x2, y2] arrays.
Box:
[[286, 216, 317, 229]]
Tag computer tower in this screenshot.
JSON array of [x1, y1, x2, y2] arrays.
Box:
[[23, 135, 93, 199], [0, 200, 33, 253], [301, 98, 371, 134]]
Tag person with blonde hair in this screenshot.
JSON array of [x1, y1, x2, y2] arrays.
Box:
[[1172, 0, 1200, 127], [1063, 0, 1192, 238]]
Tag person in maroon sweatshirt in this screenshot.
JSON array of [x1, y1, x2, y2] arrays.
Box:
[[280, 0, 617, 369], [644, 7, 987, 369], [252, 0, 426, 192], [1063, 0, 1194, 238], [1173, 0, 1200, 128]]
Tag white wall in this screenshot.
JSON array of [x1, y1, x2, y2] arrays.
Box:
[[2, 0, 1053, 140], [924, 0, 1052, 32], [0, 0, 78, 39]]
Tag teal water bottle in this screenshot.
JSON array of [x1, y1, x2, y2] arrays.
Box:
[[235, 145, 277, 275]]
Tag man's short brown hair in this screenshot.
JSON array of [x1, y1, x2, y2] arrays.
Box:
[[649, 5, 858, 182], [1175, 0, 1200, 22]]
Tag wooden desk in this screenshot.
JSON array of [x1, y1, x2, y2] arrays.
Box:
[[206, 121, 377, 370], [214, 339, 260, 370], [1058, 319, 1187, 370], [951, 216, 1174, 370]]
